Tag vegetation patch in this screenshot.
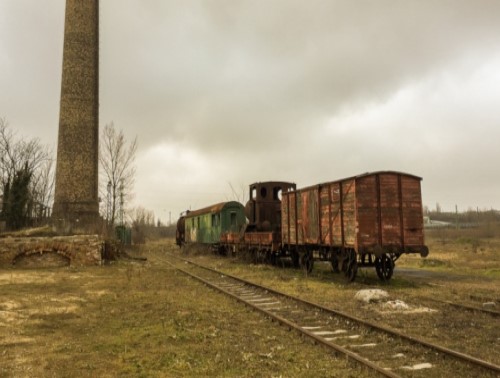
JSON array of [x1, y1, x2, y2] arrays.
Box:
[[419, 258, 449, 268], [0, 243, 371, 377]]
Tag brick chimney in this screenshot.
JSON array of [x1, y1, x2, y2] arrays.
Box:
[[52, 0, 100, 234]]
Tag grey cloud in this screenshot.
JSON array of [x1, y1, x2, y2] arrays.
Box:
[[2, 1, 500, 215]]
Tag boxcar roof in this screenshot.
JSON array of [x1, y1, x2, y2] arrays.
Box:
[[291, 171, 422, 193], [184, 201, 243, 218]]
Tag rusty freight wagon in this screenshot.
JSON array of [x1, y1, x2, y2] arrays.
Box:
[[281, 171, 429, 281]]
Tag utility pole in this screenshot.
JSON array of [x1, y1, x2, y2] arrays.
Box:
[[119, 179, 124, 226]]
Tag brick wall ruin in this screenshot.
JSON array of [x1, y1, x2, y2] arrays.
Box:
[[0, 235, 103, 268]]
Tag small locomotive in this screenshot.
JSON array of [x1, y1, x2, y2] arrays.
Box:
[[176, 171, 429, 281]]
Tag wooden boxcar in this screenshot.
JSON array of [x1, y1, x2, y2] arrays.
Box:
[[281, 171, 428, 280], [184, 201, 246, 250]]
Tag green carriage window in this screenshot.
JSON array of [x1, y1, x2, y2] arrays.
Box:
[[230, 212, 237, 226], [212, 214, 219, 227]]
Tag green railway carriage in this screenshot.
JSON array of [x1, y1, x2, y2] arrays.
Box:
[[184, 201, 246, 245]]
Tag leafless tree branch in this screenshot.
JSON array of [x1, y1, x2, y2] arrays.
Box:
[[99, 122, 138, 226]]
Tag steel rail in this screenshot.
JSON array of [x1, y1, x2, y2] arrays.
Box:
[[167, 253, 500, 374], [425, 297, 500, 317], [159, 256, 401, 378]]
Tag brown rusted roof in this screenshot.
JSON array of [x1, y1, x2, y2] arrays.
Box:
[[294, 171, 422, 193], [184, 201, 243, 218]]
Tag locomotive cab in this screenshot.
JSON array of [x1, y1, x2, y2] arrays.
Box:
[[245, 181, 296, 232]]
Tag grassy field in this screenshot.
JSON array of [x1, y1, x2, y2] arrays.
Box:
[[1, 224, 499, 377], [174, 226, 500, 369], [400, 226, 500, 278], [1, 242, 373, 378]]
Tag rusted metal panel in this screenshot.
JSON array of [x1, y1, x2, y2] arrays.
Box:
[[342, 179, 357, 247], [290, 191, 298, 244], [282, 191, 293, 245], [281, 194, 289, 244], [300, 188, 320, 244], [296, 191, 303, 244], [356, 174, 379, 248], [354, 172, 425, 254], [400, 174, 425, 247], [281, 171, 426, 255], [330, 182, 343, 246], [244, 231, 279, 250], [379, 173, 402, 247], [319, 185, 331, 245], [244, 232, 271, 245], [221, 232, 241, 244]]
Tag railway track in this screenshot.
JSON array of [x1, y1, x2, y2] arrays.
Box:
[[422, 297, 500, 317], [154, 253, 500, 377]]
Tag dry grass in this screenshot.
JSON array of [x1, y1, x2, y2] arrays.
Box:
[[0, 225, 56, 238], [176, 230, 500, 371], [1, 229, 498, 376], [1, 242, 373, 377], [400, 226, 500, 278]]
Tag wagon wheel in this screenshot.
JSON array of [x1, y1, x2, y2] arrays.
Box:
[[291, 251, 300, 268], [250, 248, 258, 264], [345, 260, 358, 282], [264, 251, 274, 265], [343, 250, 358, 282], [375, 254, 394, 281], [260, 249, 268, 264], [269, 252, 278, 266], [331, 254, 340, 273], [300, 252, 314, 274]]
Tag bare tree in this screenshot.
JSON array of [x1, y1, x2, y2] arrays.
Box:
[[227, 182, 248, 204], [129, 206, 156, 244], [99, 122, 138, 227], [0, 117, 54, 229], [29, 158, 55, 220]]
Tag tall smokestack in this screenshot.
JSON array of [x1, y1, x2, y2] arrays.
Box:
[[52, 0, 100, 233]]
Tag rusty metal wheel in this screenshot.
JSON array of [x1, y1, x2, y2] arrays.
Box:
[[375, 254, 394, 281], [218, 245, 227, 256], [291, 250, 300, 268], [250, 248, 258, 264], [300, 251, 314, 274], [342, 249, 358, 282], [345, 261, 358, 282], [331, 254, 340, 273], [269, 252, 278, 266]]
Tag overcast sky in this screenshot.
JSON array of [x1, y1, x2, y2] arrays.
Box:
[[1, 1, 500, 222]]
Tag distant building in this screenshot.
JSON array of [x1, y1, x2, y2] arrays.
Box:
[[423, 216, 451, 229]]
